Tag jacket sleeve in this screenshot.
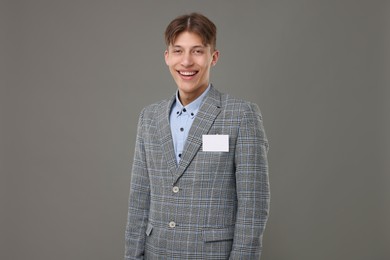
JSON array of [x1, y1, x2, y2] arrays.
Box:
[[229, 103, 270, 259], [124, 109, 150, 260]]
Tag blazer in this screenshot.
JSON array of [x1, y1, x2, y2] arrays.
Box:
[[125, 85, 270, 259]]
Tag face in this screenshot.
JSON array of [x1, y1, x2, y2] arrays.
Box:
[[165, 31, 219, 105]]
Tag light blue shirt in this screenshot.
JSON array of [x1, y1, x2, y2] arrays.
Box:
[[170, 85, 211, 163]]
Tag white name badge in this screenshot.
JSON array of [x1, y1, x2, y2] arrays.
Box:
[[202, 135, 229, 152]]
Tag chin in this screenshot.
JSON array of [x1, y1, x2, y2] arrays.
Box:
[[179, 84, 199, 93]]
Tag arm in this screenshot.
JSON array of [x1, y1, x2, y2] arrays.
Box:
[[124, 109, 150, 260], [229, 103, 270, 259]]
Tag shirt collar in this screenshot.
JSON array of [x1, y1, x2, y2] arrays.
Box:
[[173, 84, 211, 119]]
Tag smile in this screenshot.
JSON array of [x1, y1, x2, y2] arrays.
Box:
[[178, 71, 198, 76]]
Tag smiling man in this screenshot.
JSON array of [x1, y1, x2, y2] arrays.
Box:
[[164, 30, 218, 106], [125, 13, 270, 259]]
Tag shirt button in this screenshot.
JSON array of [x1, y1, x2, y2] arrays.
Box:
[[180, 127, 184, 132], [183, 108, 187, 112], [172, 186, 179, 193], [178, 153, 182, 158], [169, 221, 176, 228]]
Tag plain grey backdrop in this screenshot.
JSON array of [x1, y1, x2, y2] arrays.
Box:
[[1, 0, 389, 259]]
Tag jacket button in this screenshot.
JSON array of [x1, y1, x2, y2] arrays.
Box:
[[169, 221, 176, 228], [172, 186, 179, 193]]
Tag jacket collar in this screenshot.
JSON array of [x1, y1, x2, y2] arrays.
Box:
[[157, 85, 222, 183]]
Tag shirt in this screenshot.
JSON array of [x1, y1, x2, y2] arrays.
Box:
[[169, 85, 211, 163]]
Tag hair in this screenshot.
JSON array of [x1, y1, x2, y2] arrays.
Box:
[[164, 13, 217, 51]]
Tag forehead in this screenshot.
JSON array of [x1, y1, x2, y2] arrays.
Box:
[[171, 31, 208, 47]]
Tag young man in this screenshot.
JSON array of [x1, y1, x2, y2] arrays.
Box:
[[125, 13, 270, 259]]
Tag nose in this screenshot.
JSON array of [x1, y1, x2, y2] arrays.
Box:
[[181, 52, 193, 67]]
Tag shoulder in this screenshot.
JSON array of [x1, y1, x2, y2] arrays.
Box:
[[216, 89, 269, 147], [218, 91, 263, 120], [139, 98, 170, 118]]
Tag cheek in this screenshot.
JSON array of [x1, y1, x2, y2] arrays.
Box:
[[200, 62, 212, 72], [166, 61, 176, 71], [169, 67, 178, 75]]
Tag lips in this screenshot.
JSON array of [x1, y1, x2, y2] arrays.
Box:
[[178, 70, 198, 77]]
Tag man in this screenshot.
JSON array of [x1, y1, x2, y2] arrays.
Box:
[[125, 13, 270, 259]]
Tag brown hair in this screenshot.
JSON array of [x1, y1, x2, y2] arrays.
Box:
[[164, 13, 217, 51]]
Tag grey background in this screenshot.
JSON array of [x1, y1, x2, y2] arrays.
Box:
[[1, 0, 389, 259]]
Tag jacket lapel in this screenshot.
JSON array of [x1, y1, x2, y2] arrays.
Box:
[[156, 95, 177, 179], [174, 86, 222, 183]]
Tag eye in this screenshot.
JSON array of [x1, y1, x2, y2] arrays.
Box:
[[193, 49, 204, 55], [172, 49, 182, 54]]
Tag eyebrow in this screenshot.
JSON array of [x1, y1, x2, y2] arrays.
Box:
[[172, 45, 206, 49]]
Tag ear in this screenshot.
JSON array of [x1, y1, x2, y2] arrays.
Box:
[[211, 50, 220, 66], [164, 50, 169, 66]]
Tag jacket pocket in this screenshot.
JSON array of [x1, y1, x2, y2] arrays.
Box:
[[202, 227, 234, 242], [145, 222, 153, 236]]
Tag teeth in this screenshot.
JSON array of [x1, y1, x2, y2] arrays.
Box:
[[180, 71, 196, 76]]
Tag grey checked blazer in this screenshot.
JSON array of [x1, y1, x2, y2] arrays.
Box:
[[125, 85, 270, 259]]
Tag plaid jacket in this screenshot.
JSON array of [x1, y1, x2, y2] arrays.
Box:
[[125, 85, 270, 259]]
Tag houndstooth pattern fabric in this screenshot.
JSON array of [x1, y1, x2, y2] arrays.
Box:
[[125, 85, 270, 259]]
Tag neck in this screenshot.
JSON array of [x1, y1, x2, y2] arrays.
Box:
[[178, 83, 210, 106], [178, 86, 208, 106]]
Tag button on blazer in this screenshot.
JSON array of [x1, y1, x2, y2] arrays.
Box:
[[125, 85, 270, 259]]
